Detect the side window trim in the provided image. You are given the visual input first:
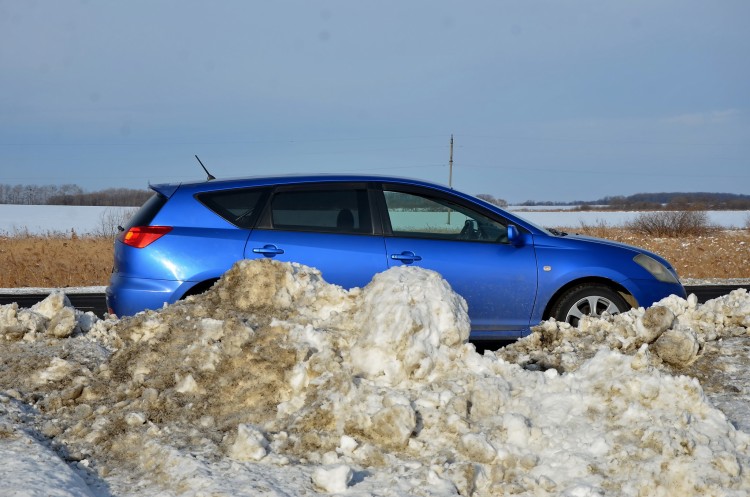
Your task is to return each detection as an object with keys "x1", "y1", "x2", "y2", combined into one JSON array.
[{"x1": 371, "y1": 184, "x2": 393, "y2": 235}]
